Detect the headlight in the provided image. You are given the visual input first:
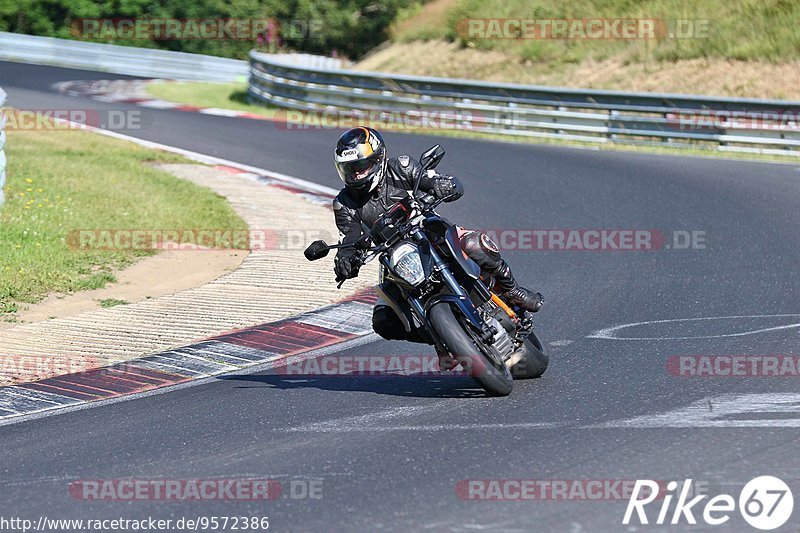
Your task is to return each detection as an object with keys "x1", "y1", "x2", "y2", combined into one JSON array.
[{"x1": 390, "y1": 243, "x2": 425, "y2": 286}]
